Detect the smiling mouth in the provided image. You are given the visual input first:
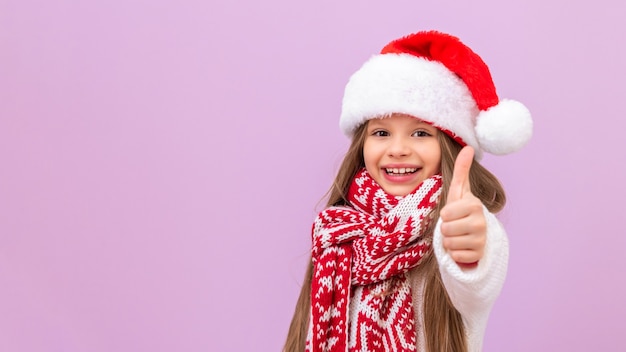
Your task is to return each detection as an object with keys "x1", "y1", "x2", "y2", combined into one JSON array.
[{"x1": 384, "y1": 167, "x2": 419, "y2": 175}]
